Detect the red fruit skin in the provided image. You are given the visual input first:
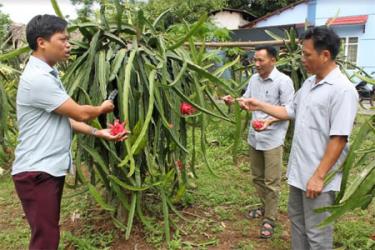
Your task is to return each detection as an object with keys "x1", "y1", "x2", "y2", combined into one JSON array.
[
  {"x1": 109, "y1": 119, "x2": 127, "y2": 136},
  {"x1": 180, "y1": 102, "x2": 196, "y2": 115},
  {"x1": 251, "y1": 120, "x2": 264, "y2": 130},
  {"x1": 176, "y1": 160, "x2": 184, "y2": 170}
]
